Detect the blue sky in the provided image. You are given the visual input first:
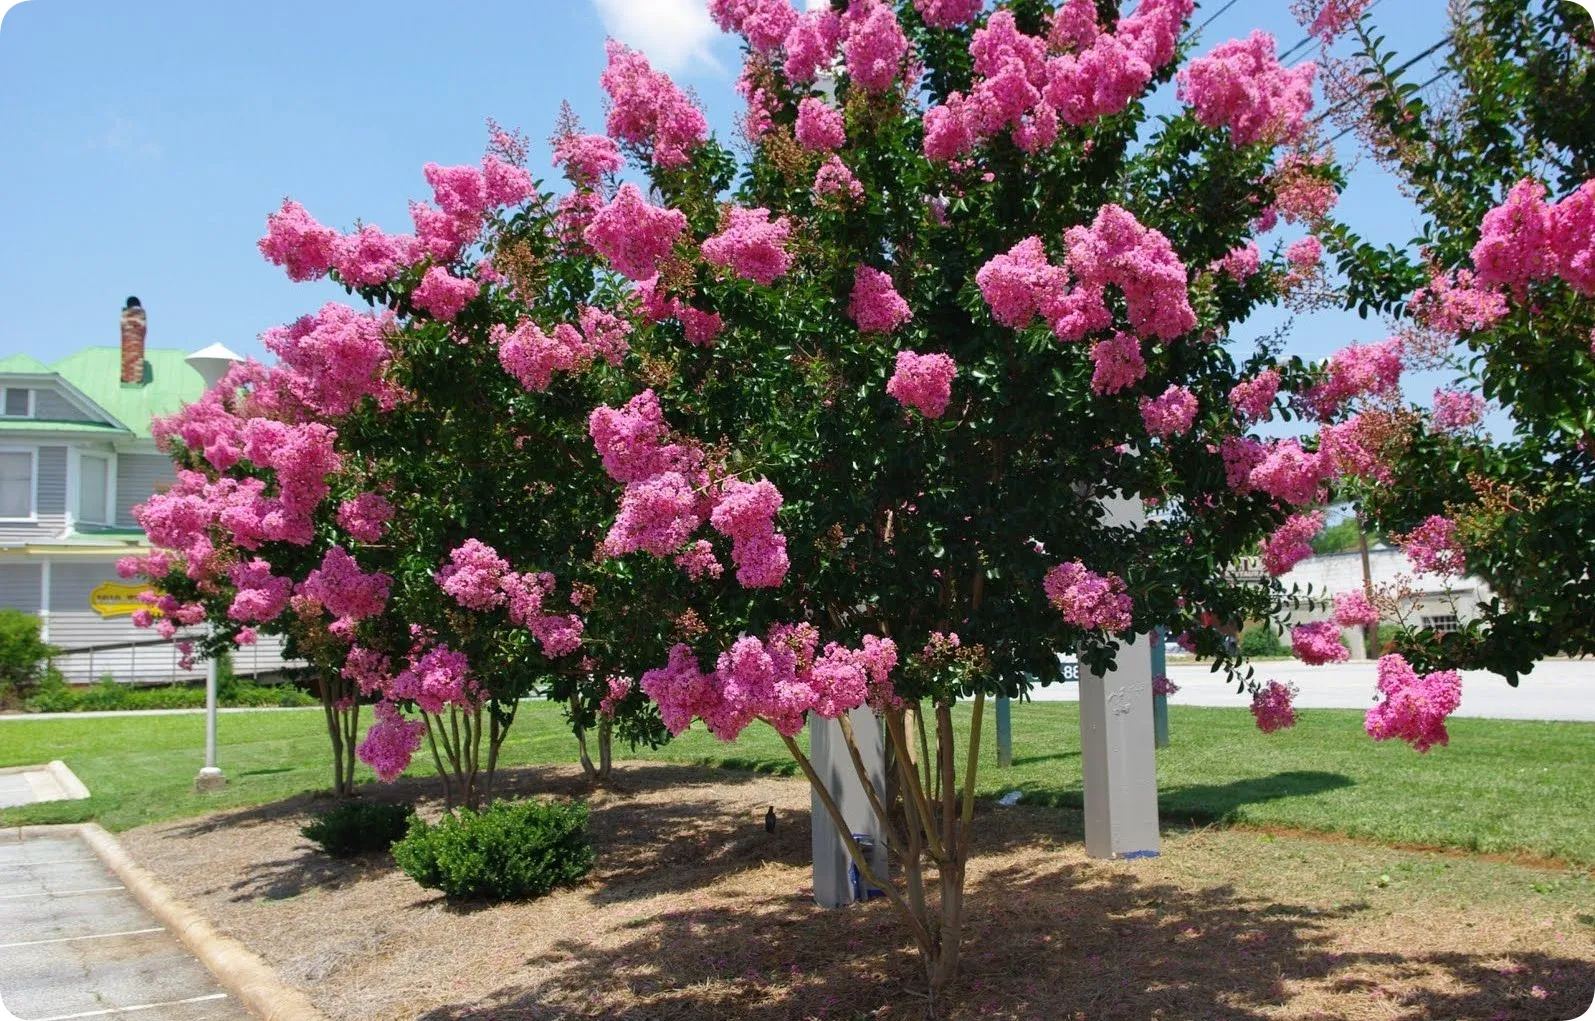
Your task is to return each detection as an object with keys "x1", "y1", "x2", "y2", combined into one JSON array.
[{"x1": 0, "y1": 0, "x2": 1452, "y2": 386}]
